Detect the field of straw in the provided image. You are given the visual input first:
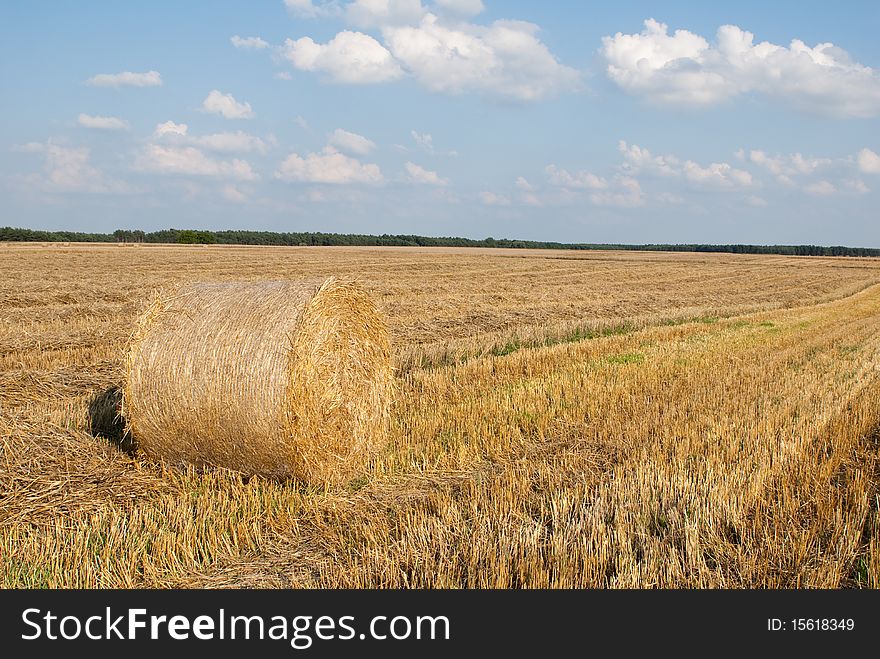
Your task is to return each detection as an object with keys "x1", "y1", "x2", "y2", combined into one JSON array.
[{"x1": 1, "y1": 242, "x2": 879, "y2": 587}]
